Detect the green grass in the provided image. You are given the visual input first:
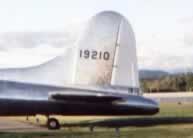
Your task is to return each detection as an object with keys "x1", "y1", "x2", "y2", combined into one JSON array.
[
  {"x1": 158, "y1": 103, "x2": 193, "y2": 117},
  {"x1": 2, "y1": 103, "x2": 193, "y2": 138},
  {"x1": 1, "y1": 126, "x2": 193, "y2": 138}
]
